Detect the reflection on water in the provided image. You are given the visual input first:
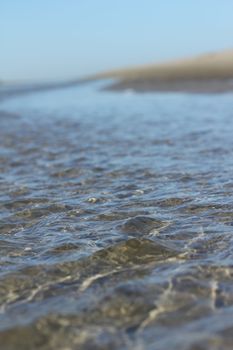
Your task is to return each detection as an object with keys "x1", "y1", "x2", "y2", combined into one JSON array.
[{"x1": 1, "y1": 83, "x2": 233, "y2": 349}]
